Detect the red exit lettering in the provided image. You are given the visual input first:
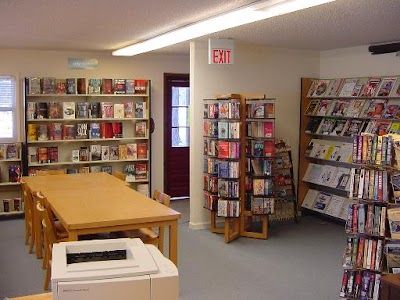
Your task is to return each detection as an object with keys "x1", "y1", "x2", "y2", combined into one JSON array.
[{"x1": 213, "y1": 49, "x2": 232, "y2": 64}]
